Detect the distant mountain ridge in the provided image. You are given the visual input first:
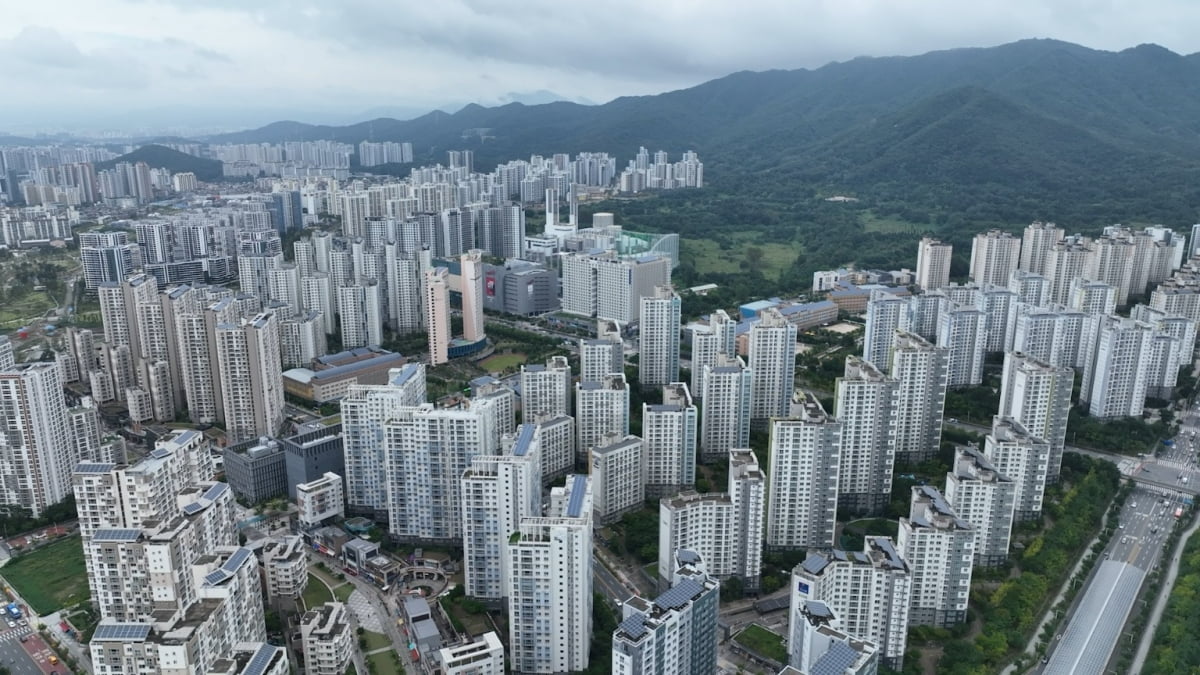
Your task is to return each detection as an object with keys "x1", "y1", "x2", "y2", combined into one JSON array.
[
  {"x1": 202, "y1": 39, "x2": 1200, "y2": 224},
  {"x1": 97, "y1": 145, "x2": 223, "y2": 182}
]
